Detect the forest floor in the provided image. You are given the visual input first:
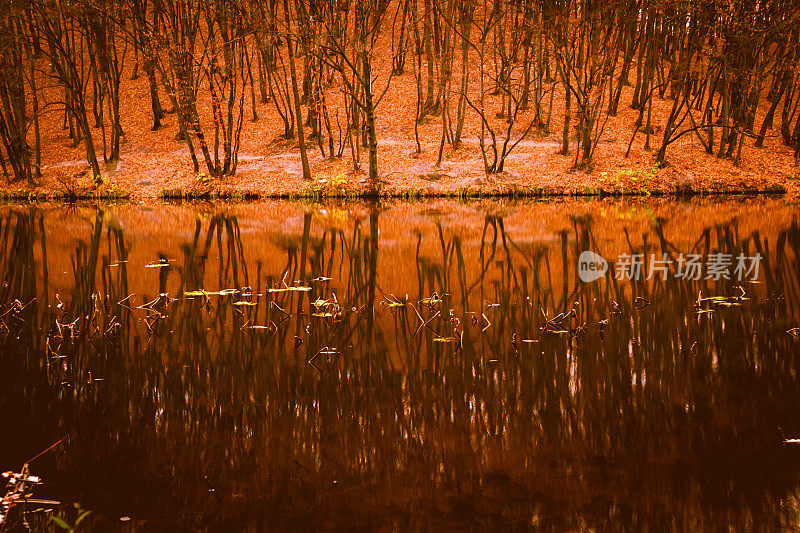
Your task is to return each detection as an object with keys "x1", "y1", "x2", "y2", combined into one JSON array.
[{"x1": 3, "y1": 51, "x2": 799, "y2": 201}]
